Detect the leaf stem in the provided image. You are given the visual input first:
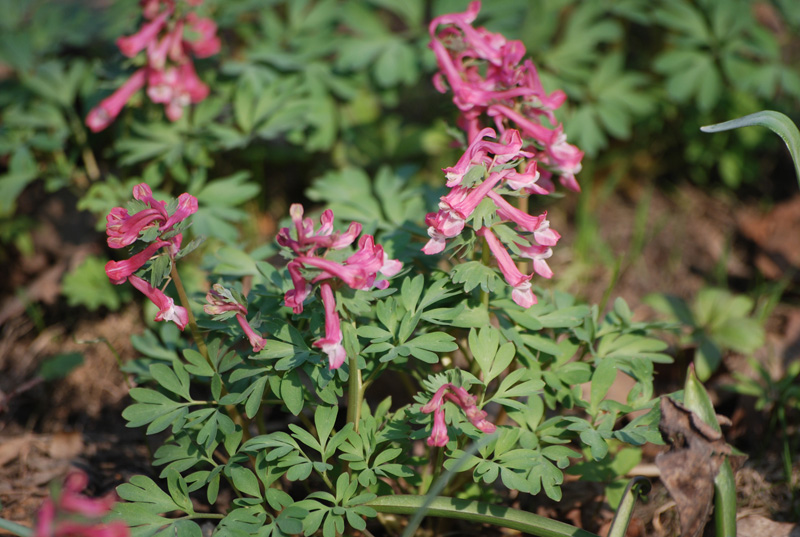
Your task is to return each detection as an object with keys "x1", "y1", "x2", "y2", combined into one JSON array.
[
  {"x1": 169, "y1": 262, "x2": 210, "y2": 367},
  {"x1": 607, "y1": 476, "x2": 651, "y2": 537},
  {"x1": 347, "y1": 354, "x2": 363, "y2": 433},
  {"x1": 366, "y1": 495, "x2": 599, "y2": 537},
  {"x1": 0, "y1": 517, "x2": 32, "y2": 537}
]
